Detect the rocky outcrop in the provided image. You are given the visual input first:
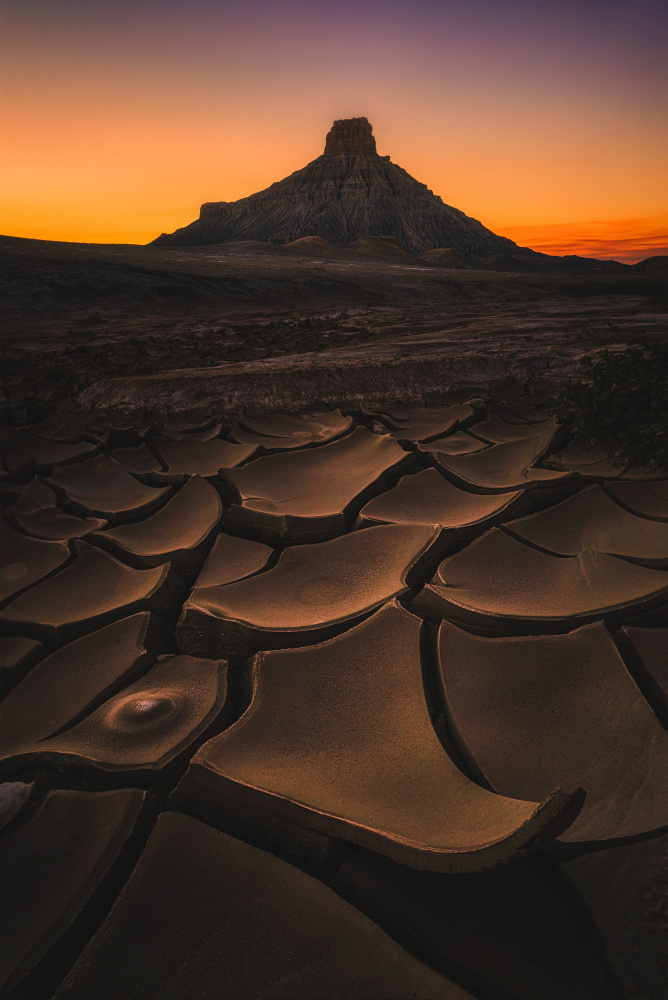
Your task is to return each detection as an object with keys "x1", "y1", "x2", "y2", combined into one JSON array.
[
  {"x1": 152, "y1": 118, "x2": 527, "y2": 256},
  {"x1": 323, "y1": 117, "x2": 378, "y2": 156}
]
